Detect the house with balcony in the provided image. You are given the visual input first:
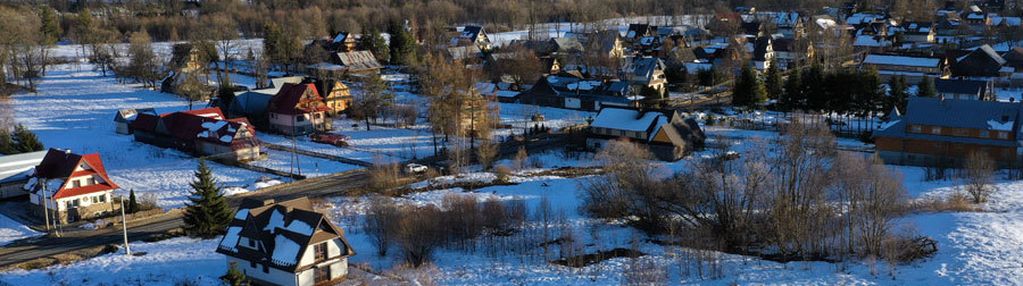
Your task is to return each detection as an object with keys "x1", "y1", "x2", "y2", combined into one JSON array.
[
  {"x1": 874, "y1": 97, "x2": 1023, "y2": 166},
  {"x1": 268, "y1": 83, "x2": 333, "y2": 135},
  {"x1": 217, "y1": 197, "x2": 355, "y2": 286},
  {"x1": 23, "y1": 149, "x2": 119, "y2": 223}
]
